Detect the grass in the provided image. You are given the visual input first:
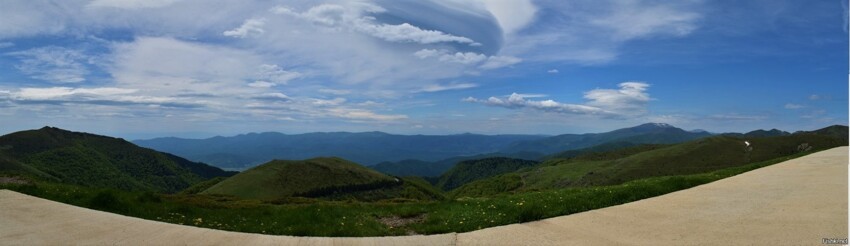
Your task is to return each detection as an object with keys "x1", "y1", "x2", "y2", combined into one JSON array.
[
  {"x1": 0, "y1": 149, "x2": 819, "y2": 237},
  {"x1": 202, "y1": 157, "x2": 396, "y2": 200},
  {"x1": 450, "y1": 134, "x2": 845, "y2": 196}
]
